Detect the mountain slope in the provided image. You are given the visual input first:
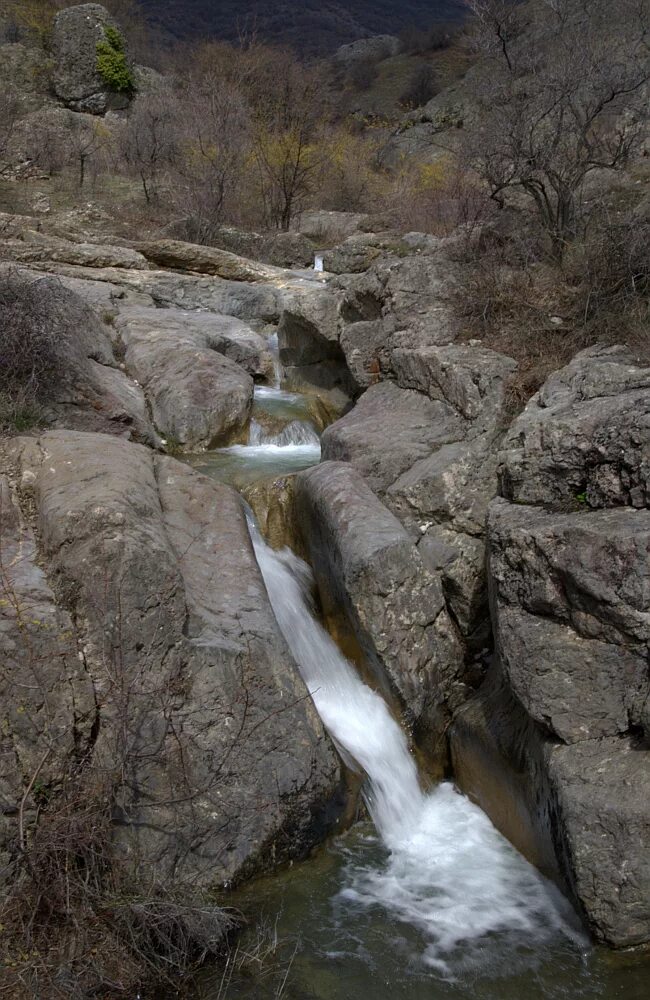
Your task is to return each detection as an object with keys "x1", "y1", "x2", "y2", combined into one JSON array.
[{"x1": 137, "y1": 0, "x2": 466, "y2": 54}]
